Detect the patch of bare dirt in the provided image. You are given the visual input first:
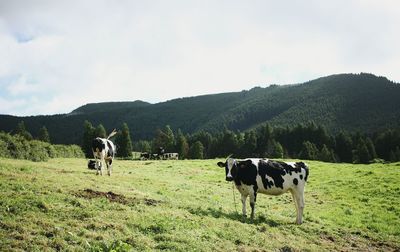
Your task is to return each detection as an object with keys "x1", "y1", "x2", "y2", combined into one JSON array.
[{"x1": 75, "y1": 189, "x2": 162, "y2": 206}]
